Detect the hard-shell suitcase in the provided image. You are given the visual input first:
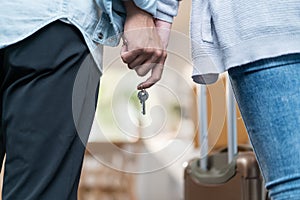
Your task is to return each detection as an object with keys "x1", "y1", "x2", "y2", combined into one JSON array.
[{"x1": 184, "y1": 77, "x2": 266, "y2": 200}]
